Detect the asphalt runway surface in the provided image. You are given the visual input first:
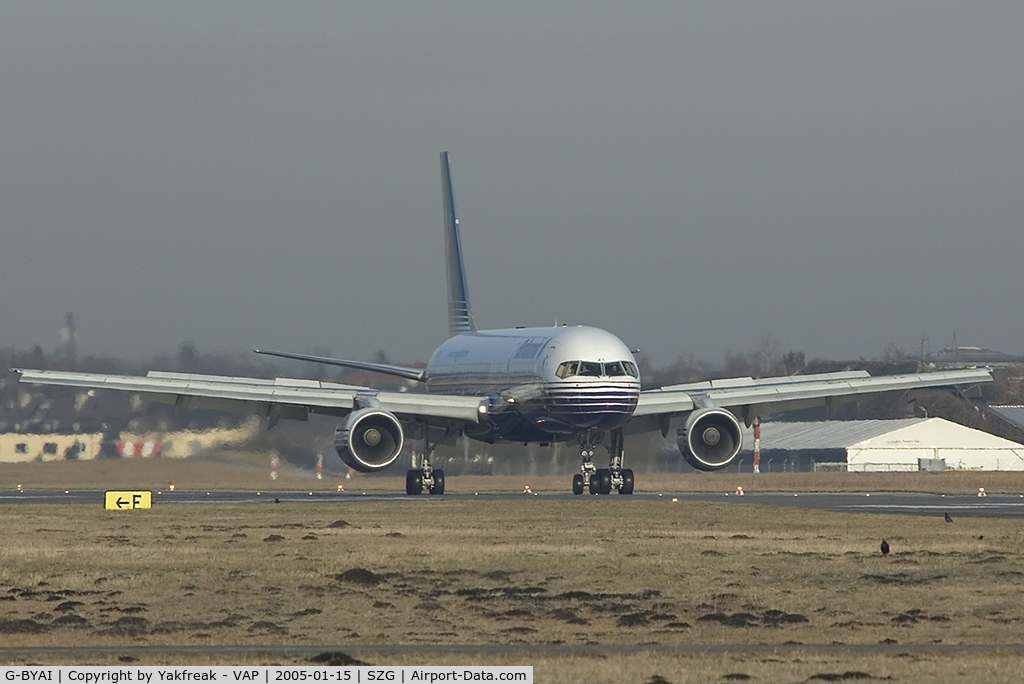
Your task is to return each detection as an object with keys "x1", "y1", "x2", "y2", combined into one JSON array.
[{"x1": 3, "y1": 488, "x2": 1024, "y2": 518}]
